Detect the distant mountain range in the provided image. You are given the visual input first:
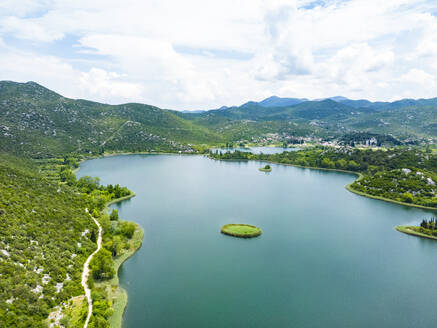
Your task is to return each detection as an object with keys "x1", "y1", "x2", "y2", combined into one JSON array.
[
  {"x1": 1, "y1": 80, "x2": 436, "y2": 157},
  {"x1": 258, "y1": 96, "x2": 308, "y2": 107},
  {"x1": 177, "y1": 94, "x2": 437, "y2": 142},
  {"x1": 207, "y1": 94, "x2": 437, "y2": 112}
]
